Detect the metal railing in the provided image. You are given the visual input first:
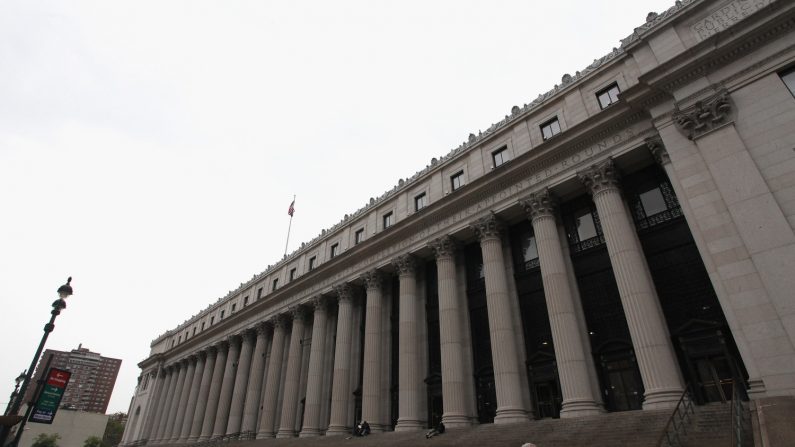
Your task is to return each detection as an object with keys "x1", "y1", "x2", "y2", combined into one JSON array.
[
  {"x1": 730, "y1": 382, "x2": 749, "y2": 447},
  {"x1": 657, "y1": 385, "x2": 695, "y2": 447}
]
